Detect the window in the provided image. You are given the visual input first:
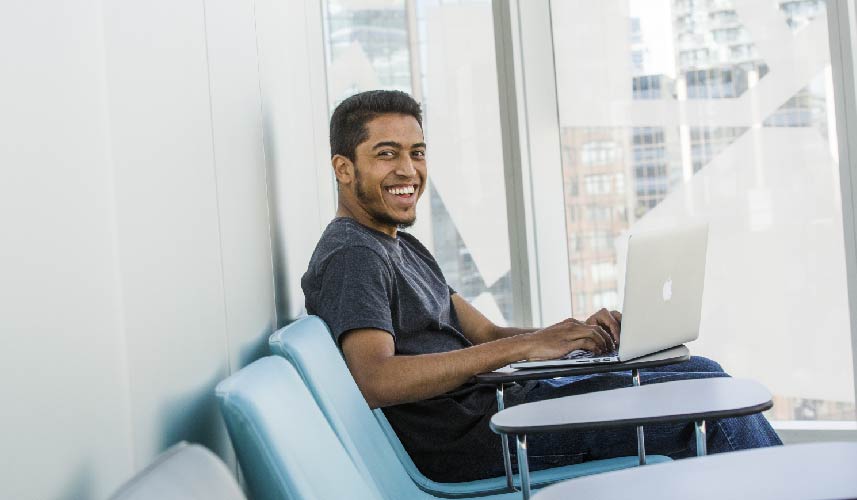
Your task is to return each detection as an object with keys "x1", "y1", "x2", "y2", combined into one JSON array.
[
  {"x1": 566, "y1": 236, "x2": 580, "y2": 256},
  {"x1": 587, "y1": 205, "x2": 612, "y2": 222},
  {"x1": 549, "y1": 0, "x2": 853, "y2": 425},
  {"x1": 712, "y1": 27, "x2": 744, "y2": 42},
  {"x1": 315, "y1": 0, "x2": 855, "y2": 432},
  {"x1": 614, "y1": 173, "x2": 625, "y2": 194},
  {"x1": 590, "y1": 262, "x2": 617, "y2": 283},
  {"x1": 322, "y1": 0, "x2": 513, "y2": 324},
  {"x1": 779, "y1": 0, "x2": 825, "y2": 31},
  {"x1": 729, "y1": 43, "x2": 755, "y2": 60},
  {"x1": 584, "y1": 174, "x2": 613, "y2": 195},
  {"x1": 632, "y1": 75, "x2": 667, "y2": 99},
  {"x1": 586, "y1": 230, "x2": 614, "y2": 252},
  {"x1": 686, "y1": 67, "x2": 758, "y2": 99},
  {"x1": 575, "y1": 293, "x2": 587, "y2": 315},
  {"x1": 709, "y1": 9, "x2": 738, "y2": 25},
  {"x1": 592, "y1": 290, "x2": 620, "y2": 311},
  {"x1": 580, "y1": 141, "x2": 620, "y2": 166}
]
